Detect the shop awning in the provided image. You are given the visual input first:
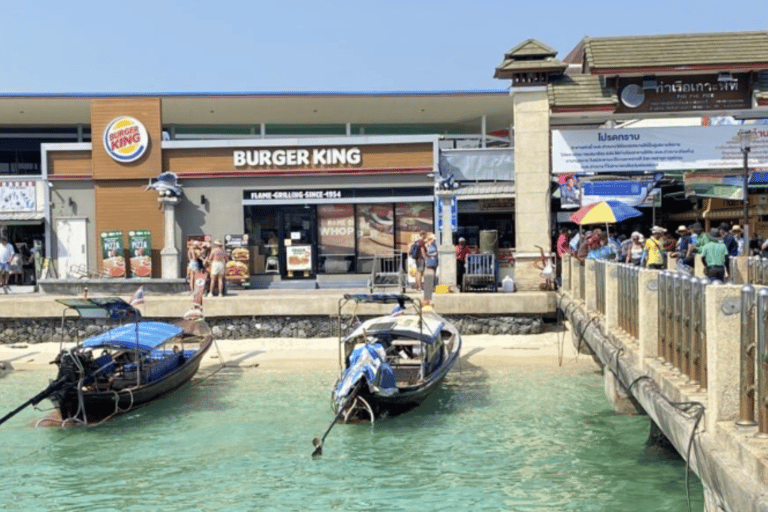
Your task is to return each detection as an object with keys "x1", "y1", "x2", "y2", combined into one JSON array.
[
  {"x1": 0, "y1": 211, "x2": 45, "y2": 225},
  {"x1": 454, "y1": 183, "x2": 514, "y2": 200}
]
